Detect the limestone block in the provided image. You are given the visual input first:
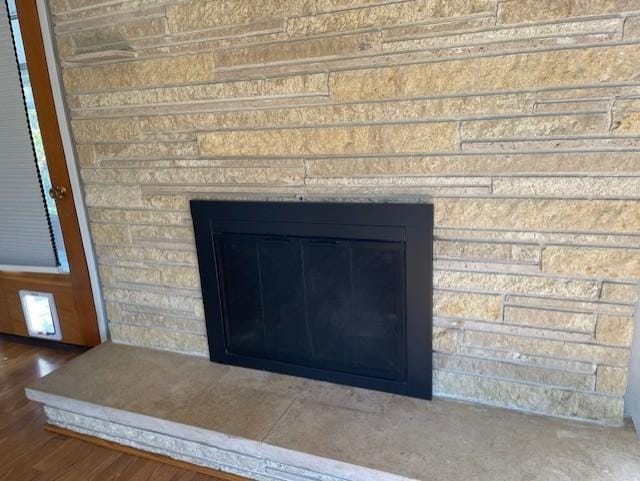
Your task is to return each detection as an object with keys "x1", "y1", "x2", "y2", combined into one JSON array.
[
  {"x1": 141, "y1": 93, "x2": 533, "y2": 132},
  {"x1": 433, "y1": 290, "x2": 502, "y2": 321},
  {"x1": 434, "y1": 198, "x2": 640, "y2": 233},
  {"x1": 435, "y1": 353, "x2": 594, "y2": 391},
  {"x1": 462, "y1": 114, "x2": 609, "y2": 140},
  {"x1": 83, "y1": 184, "x2": 145, "y2": 208},
  {"x1": 434, "y1": 270, "x2": 599, "y2": 299},
  {"x1": 542, "y1": 246, "x2": 640, "y2": 280},
  {"x1": 94, "y1": 142, "x2": 198, "y2": 161},
  {"x1": 464, "y1": 330, "x2": 630, "y2": 367},
  {"x1": 71, "y1": 118, "x2": 143, "y2": 143},
  {"x1": 70, "y1": 17, "x2": 166, "y2": 50},
  {"x1": 161, "y1": 266, "x2": 201, "y2": 290},
  {"x1": 503, "y1": 306, "x2": 595, "y2": 333},
  {"x1": 596, "y1": 315, "x2": 635, "y2": 347},
  {"x1": 433, "y1": 327, "x2": 460, "y2": 353},
  {"x1": 75, "y1": 145, "x2": 95, "y2": 166},
  {"x1": 498, "y1": 0, "x2": 640, "y2": 24},
  {"x1": 103, "y1": 287, "x2": 202, "y2": 316},
  {"x1": 88, "y1": 209, "x2": 191, "y2": 226},
  {"x1": 70, "y1": 73, "x2": 327, "y2": 110},
  {"x1": 110, "y1": 323, "x2": 208, "y2": 355},
  {"x1": 118, "y1": 309, "x2": 206, "y2": 334},
  {"x1": 214, "y1": 32, "x2": 380, "y2": 68},
  {"x1": 306, "y1": 152, "x2": 640, "y2": 176},
  {"x1": 384, "y1": 16, "x2": 494, "y2": 41},
  {"x1": 198, "y1": 123, "x2": 458, "y2": 157},
  {"x1": 624, "y1": 16, "x2": 640, "y2": 39},
  {"x1": 600, "y1": 282, "x2": 639, "y2": 304},
  {"x1": 596, "y1": 366, "x2": 628, "y2": 396},
  {"x1": 95, "y1": 246, "x2": 197, "y2": 265},
  {"x1": 91, "y1": 223, "x2": 131, "y2": 245},
  {"x1": 385, "y1": 18, "x2": 621, "y2": 51},
  {"x1": 330, "y1": 45, "x2": 640, "y2": 101},
  {"x1": 288, "y1": 0, "x2": 495, "y2": 36},
  {"x1": 434, "y1": 370, "x2": 623, "y2": 423},
  {"x1": 62, "y1": 54, "x2": 214, "y2": 93},
  {"x1": 435, "y1": 240, "x2": 539, "y2": 263},
  {"x1": 493, "y1": 177, "x2": 640, "y2": 198},
  {"x1": 166, "y1": 0, "x2": 314, "y2": 33}
]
